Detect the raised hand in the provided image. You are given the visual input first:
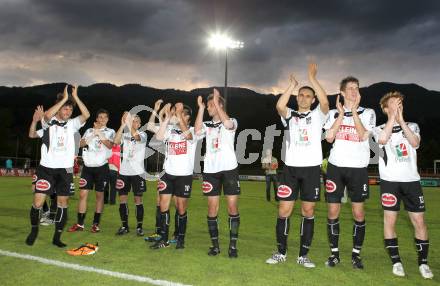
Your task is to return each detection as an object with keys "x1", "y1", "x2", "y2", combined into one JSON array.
[
  {"x1": 336, "y1": 94, "x2": 344, "y2": 115},
  {"x1": 396, "y1": 103, "x2": 405, "y2": 124},
  {"x1": 71, "y1": 85, "x2": 78, "y2": 99},
  {"x1": 197, "y1": 96, "x2": 205, "y2": 109},
  {"x1": 175, "y1": 102, "x2": 184, "y2": 113},
  {"x1": 32, "y1": 105, "x2": 44, "y2": 122},
  {"x1": 163, "y1": 103, "x2": 172, "y2": 120},
  {"x1": 121, "y1": 111, "x2": 129, "y2": 126},
  {"x1": 63, "y1": 85, "x2": 69, "y2": 100},
  {"x1": 289, "y1": 74, "x2": 299, "y2": 89},
  {"x1": 308, "y1": 63, "x2": 318, "y2": 80},
  {"x1": 213, "y1": 88, "x2": 221, "y2": 105},
  {"x1": 351, "y1": 93, "x2": 361, "y2": 112},
  {"x1": 154, "y1": 99, "x2": 163, "y2": 112}
]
